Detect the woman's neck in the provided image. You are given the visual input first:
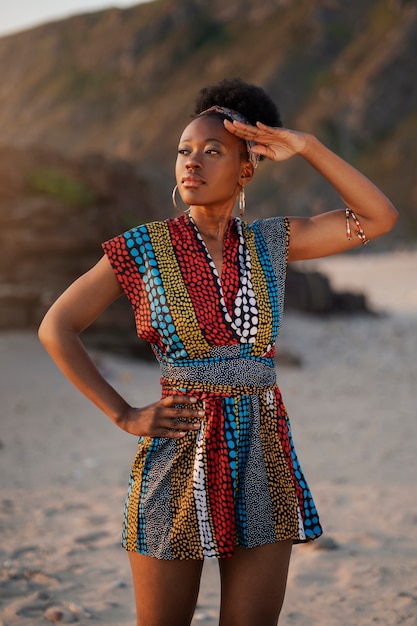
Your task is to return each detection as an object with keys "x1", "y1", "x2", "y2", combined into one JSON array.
[{"x1": 188, "y1": 208, "x2": 233, "y2": 242}]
